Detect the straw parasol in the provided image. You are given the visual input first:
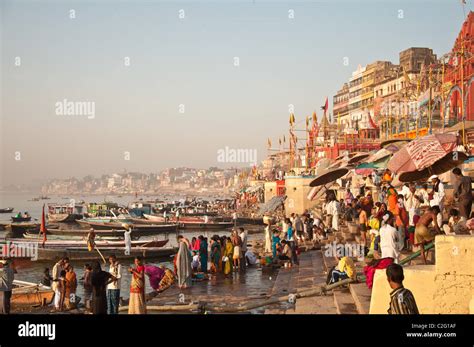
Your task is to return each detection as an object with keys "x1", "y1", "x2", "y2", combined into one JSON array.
[{"x1": 309, "y1": 167, "x2": 349, "y2": 187}]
